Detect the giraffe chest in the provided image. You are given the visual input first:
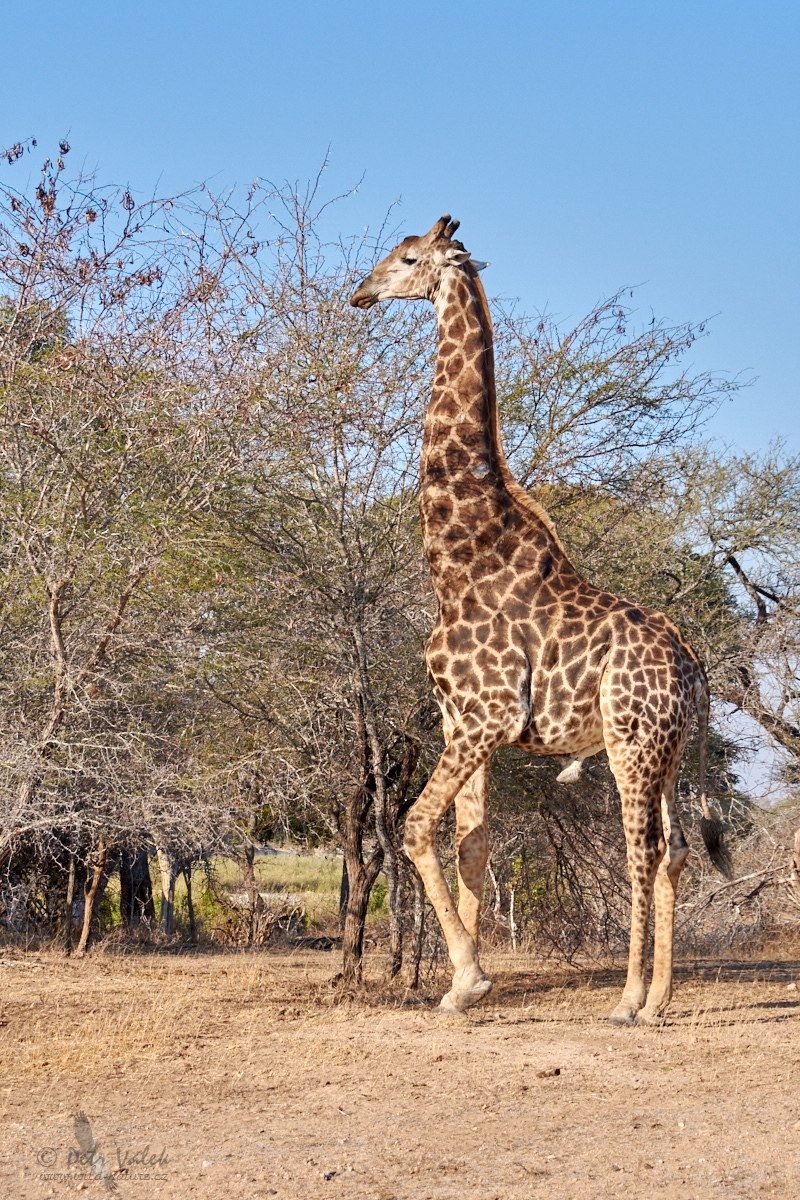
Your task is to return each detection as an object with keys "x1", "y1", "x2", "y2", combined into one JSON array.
[{"x1": 424, "y1": 608, "x2": 531, "y2": 739}]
